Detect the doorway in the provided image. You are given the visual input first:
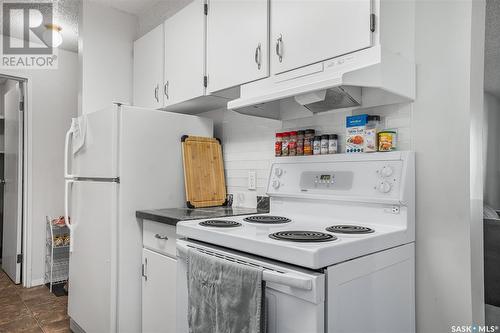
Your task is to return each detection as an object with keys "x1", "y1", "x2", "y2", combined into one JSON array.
[
  {"x1": 0, "y1": 76, "x2": 25, "y2": 285},
  {"x1": 484, "y1": 0, "x2": 500, "y2": 326}
]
